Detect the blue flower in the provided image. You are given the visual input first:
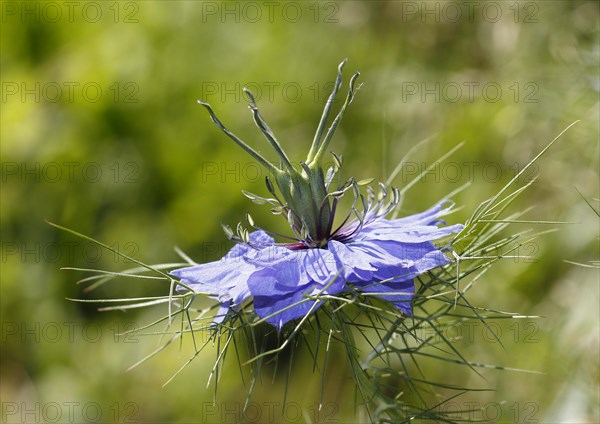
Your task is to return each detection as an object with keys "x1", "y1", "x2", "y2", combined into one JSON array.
[
  {"x1": 171, "y1": 60, "x2": 463, "y2": 329},
  {"x1": 171, "y1": 201, "x2": 462, "y2": 330}
]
